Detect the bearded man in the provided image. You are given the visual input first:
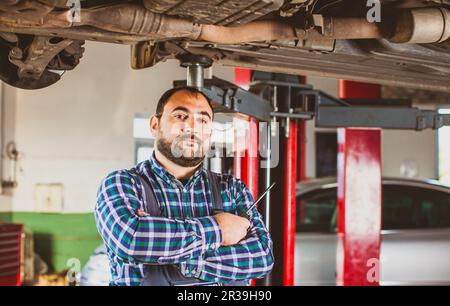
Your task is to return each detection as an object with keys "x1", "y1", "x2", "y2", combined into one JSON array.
[{"x1": 95, "y1": 87, "x2": 273, "y2": 286}]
